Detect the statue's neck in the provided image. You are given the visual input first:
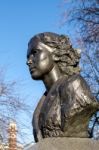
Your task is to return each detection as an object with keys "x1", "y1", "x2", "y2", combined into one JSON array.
[{"x1": 42, "y1": 65, "x2": 62, "y2": 91}]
